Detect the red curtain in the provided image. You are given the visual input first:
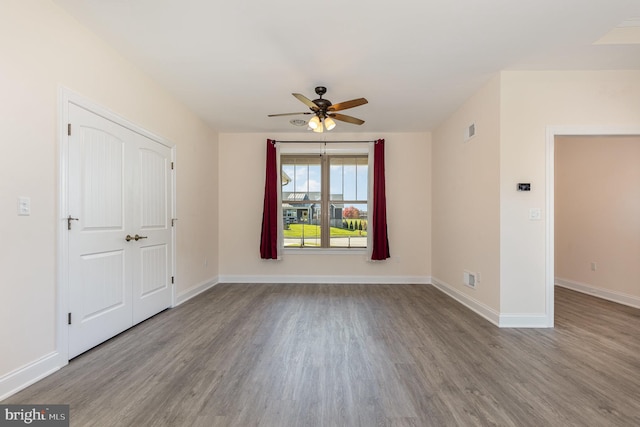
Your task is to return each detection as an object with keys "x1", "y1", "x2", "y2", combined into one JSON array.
[
  {"x1": 371, "y1": 139, "x2": 390, "y2": 260},
  {"x1": 260, "y1": 139, "x2": 278, "y2": 259}
]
